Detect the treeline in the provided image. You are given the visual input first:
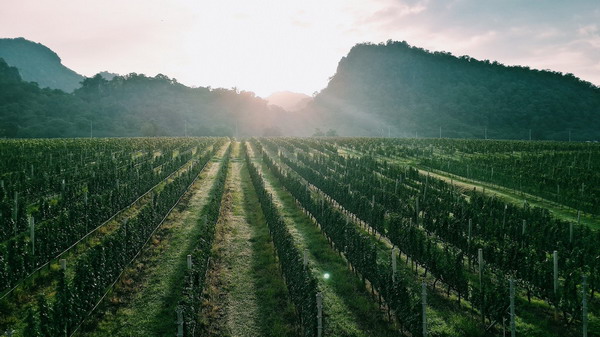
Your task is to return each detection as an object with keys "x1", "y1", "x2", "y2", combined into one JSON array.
[
  {"x1": 0, "y1": 58, "x2": 290, "y2": 138},
  {"x1": 310, "y1": 40, "x2": 600, "y2": 140}
]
